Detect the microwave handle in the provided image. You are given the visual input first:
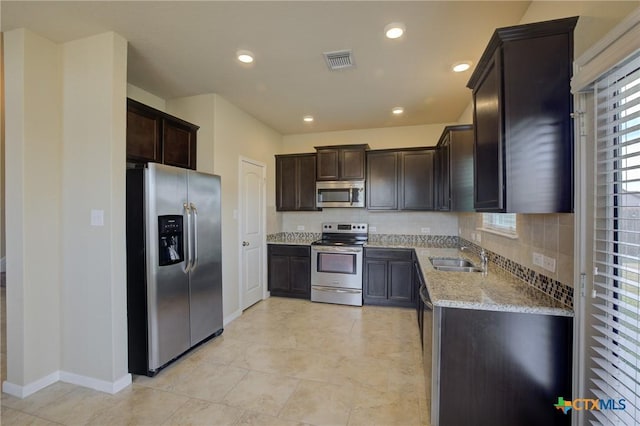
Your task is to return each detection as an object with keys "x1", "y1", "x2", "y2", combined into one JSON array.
[{"x1": 349, "y1": 188, "x2": 353, "y2": 206}]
